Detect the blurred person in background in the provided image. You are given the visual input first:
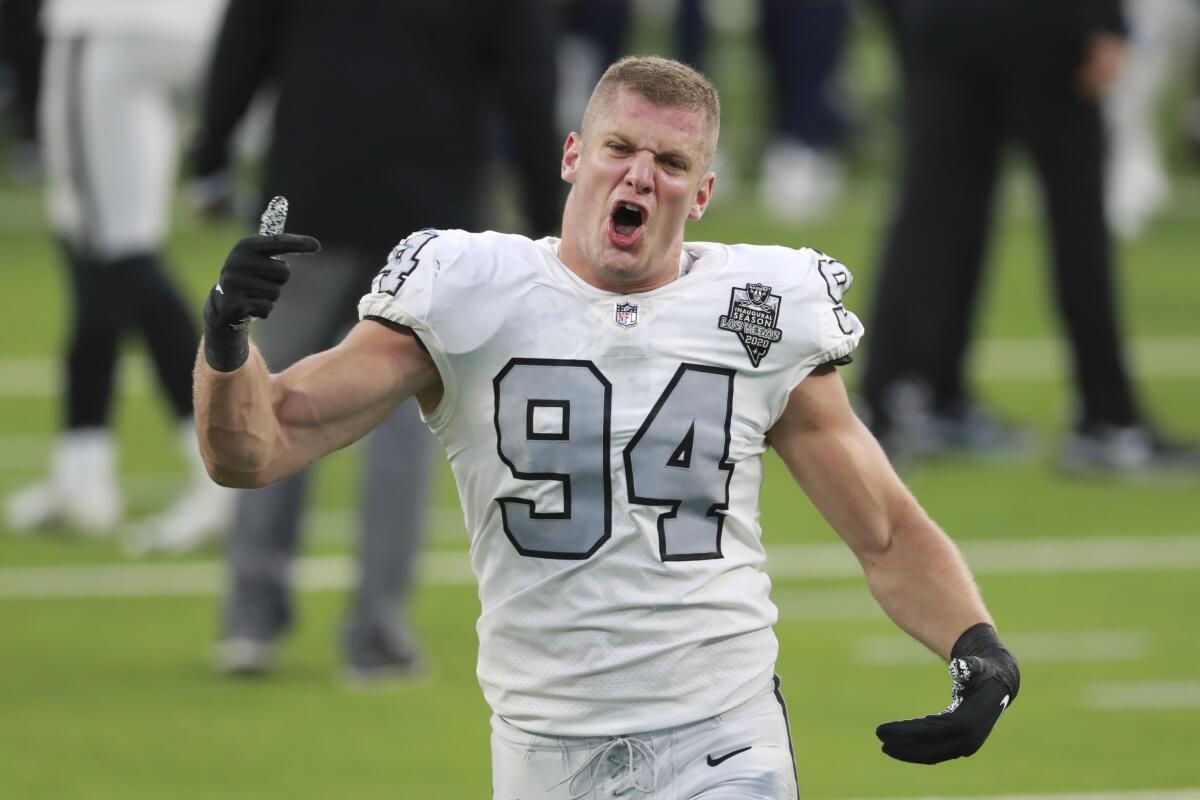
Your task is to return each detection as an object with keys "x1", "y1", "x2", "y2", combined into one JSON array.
[
  {"x1": 190, "y1": 0, "x2": 562, "y2": 680},
  {"x1": 556, "y1": 0, "x2": 632, "y2": 138},
  {"x1": 558, "y1": 0, "x2": 850, "y2": 217},
  {"x1": 1191, "y1": 55, "x2": 1200, "y2": 156},
  {"x1": 4, "y1": 0, "x2": 233, "y2": 542},
  {"x1": 1104, "y1": 0, "x2": 1200, "y2": 238},
  {"x1": 861, "y1": 0, "x2": 1199, "y2": 473},
  {"x1": 755, "y1": 0, "x2": 851, "y2": 222},
  {"x1": 0, "y1": 0, "x2": 44, "y2": 182}
]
